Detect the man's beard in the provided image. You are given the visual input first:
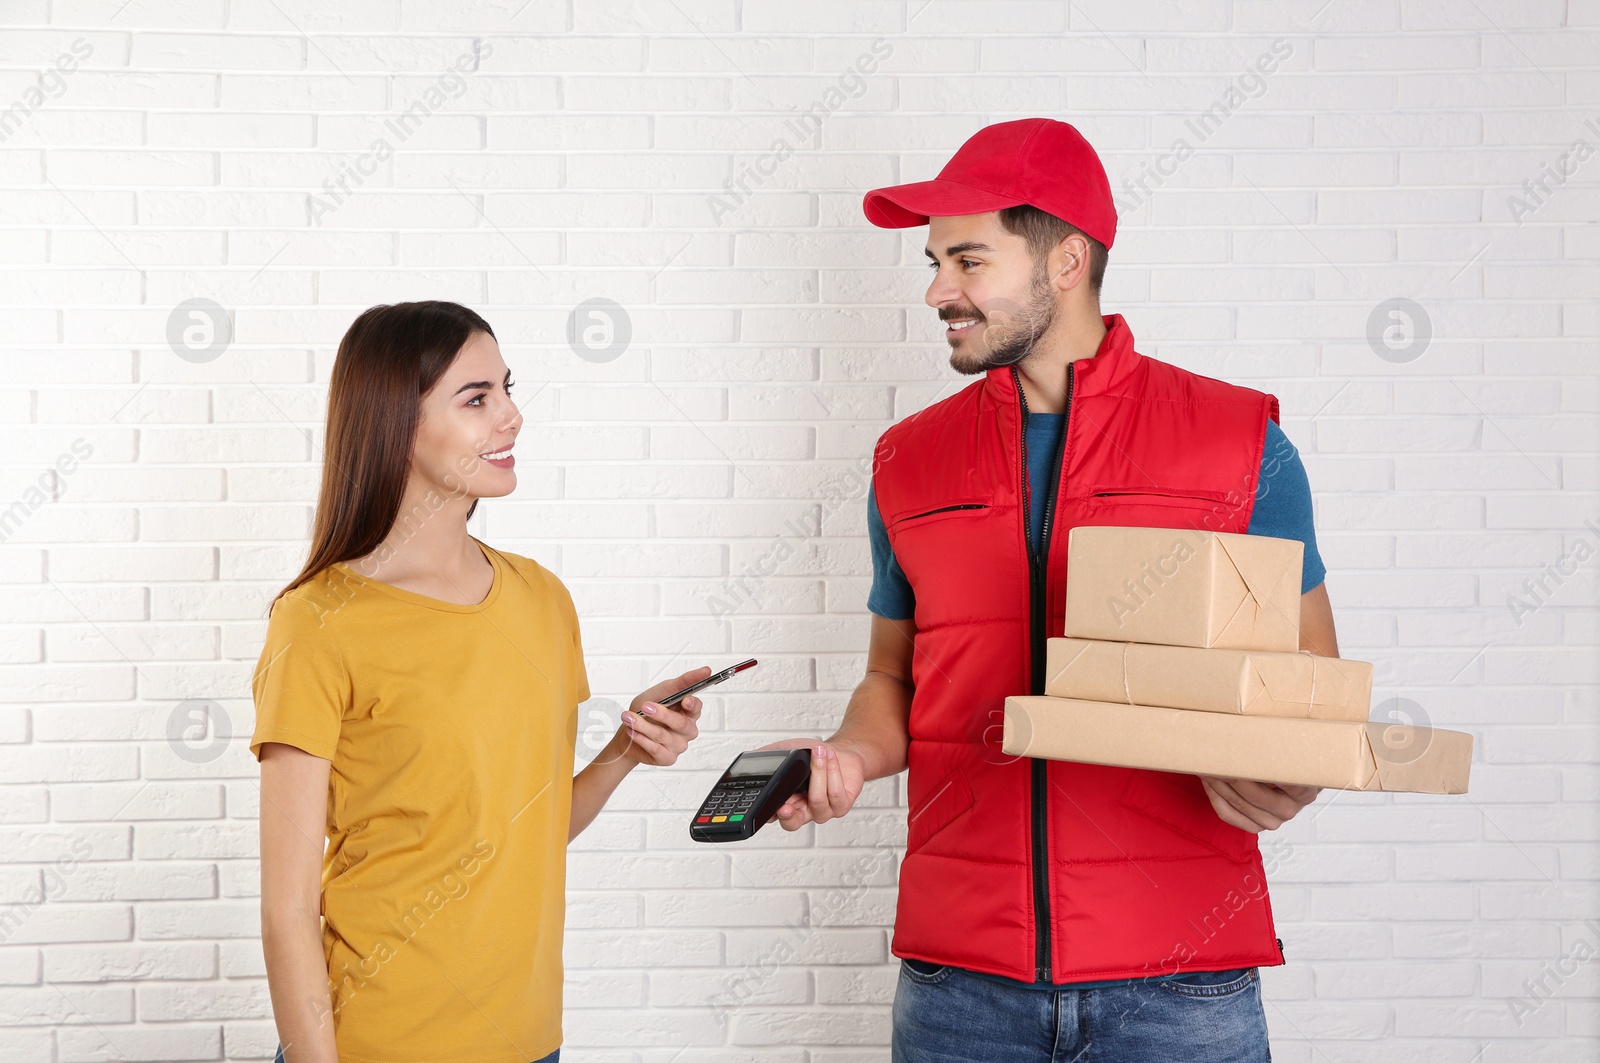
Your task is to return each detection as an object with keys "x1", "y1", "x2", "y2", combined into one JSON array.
[{"x1": 948, "y1": 266, "x2": 1057, "y2": 376}]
